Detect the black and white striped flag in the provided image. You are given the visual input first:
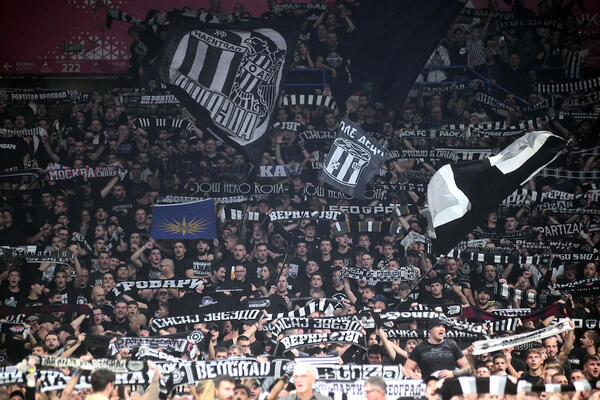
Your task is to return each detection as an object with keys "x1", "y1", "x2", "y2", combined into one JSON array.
[
  {"x1": 320, "y1": 119, "x2": 388, "y2": 199},
  {"x1": 157, "y1": 15, "x2": 303, "y2": 166},
  {"x1": 425, "y1": 131, "x2": 566, "y2": 254},
  {"x1": 282, "y1": 94, "x2": 337, "y2": 111}
]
